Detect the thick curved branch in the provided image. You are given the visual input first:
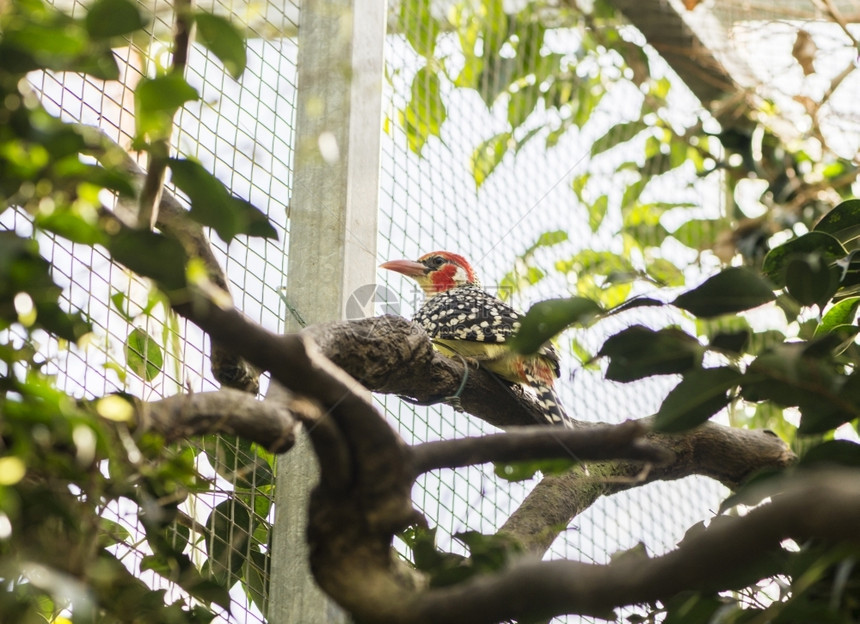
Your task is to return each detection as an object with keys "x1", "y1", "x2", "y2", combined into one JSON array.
[
  {"x1": 167, "y1": 301, "x2": 417, "y2": 516},
  {"x1": 305, "y1": 315, "x2": 794, "y2": 553},
  {"x1": 397, "y1": 470, "x2": 860, "y2": 623},
  {"x1": 501, "y1": 421, "x2": 795, "y2": 553},
  {"x1": 164, "y1": 296, "x2": 803, "y2": 621},
  {"x1": 138, "y1": 388, "x2": 296, "y2": 452},
  {"x1": 165, "y1": 303, "x2": 793, "y2": 556},
  {"x1": 302, "y1": 315, "x2": 557, "y2": 429},
  {"x1": 410, "y1": 420, "x2": 671, "y2": 475}
]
